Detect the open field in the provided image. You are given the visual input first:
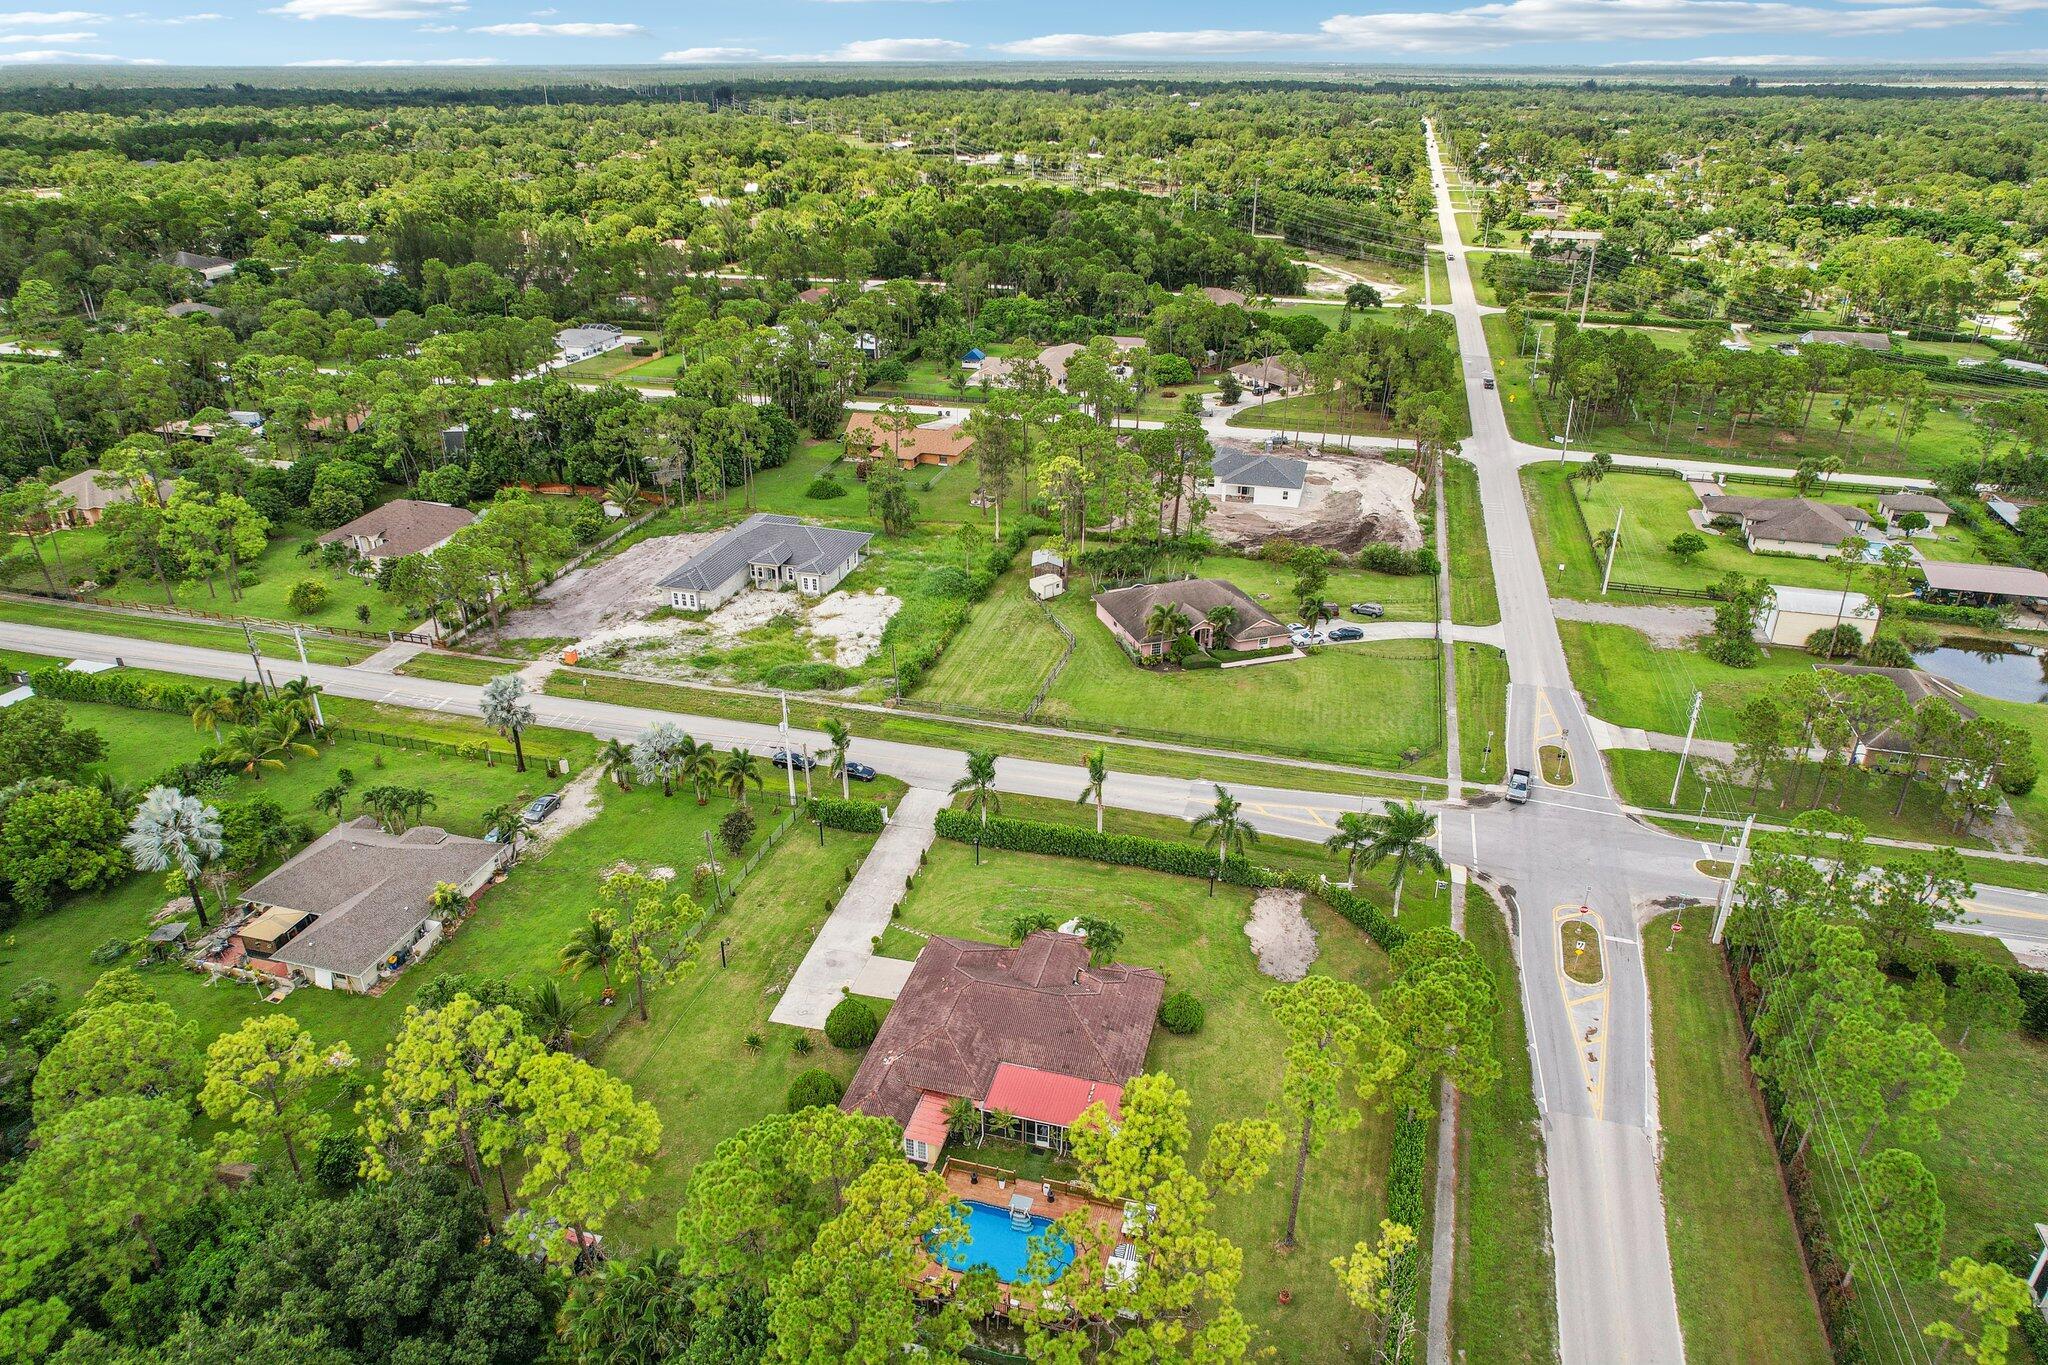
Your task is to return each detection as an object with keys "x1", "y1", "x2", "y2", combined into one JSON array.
[
  {"x1": 1450, "y1": 893, "x2": 1558, "y2": 1365},
  {"x1": 1458, "y1": 643, "x2": 1511, "y2": 785},
  {"x1": 894, "y1": 840, "x2": 1404, "y2": 1363},
  {"x1": 1445, "y1": 458, "x2": 1500, "y2": 627},
  {"x1": 1644, "y1": 911, "x2": 1831, "y2": 1365},
  {"x1": 0, "y1": 595, "x2": 377, "y2": 664},
  {"x1": 915, "y1": 563, "x2": 1067, "y2": 715}
]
